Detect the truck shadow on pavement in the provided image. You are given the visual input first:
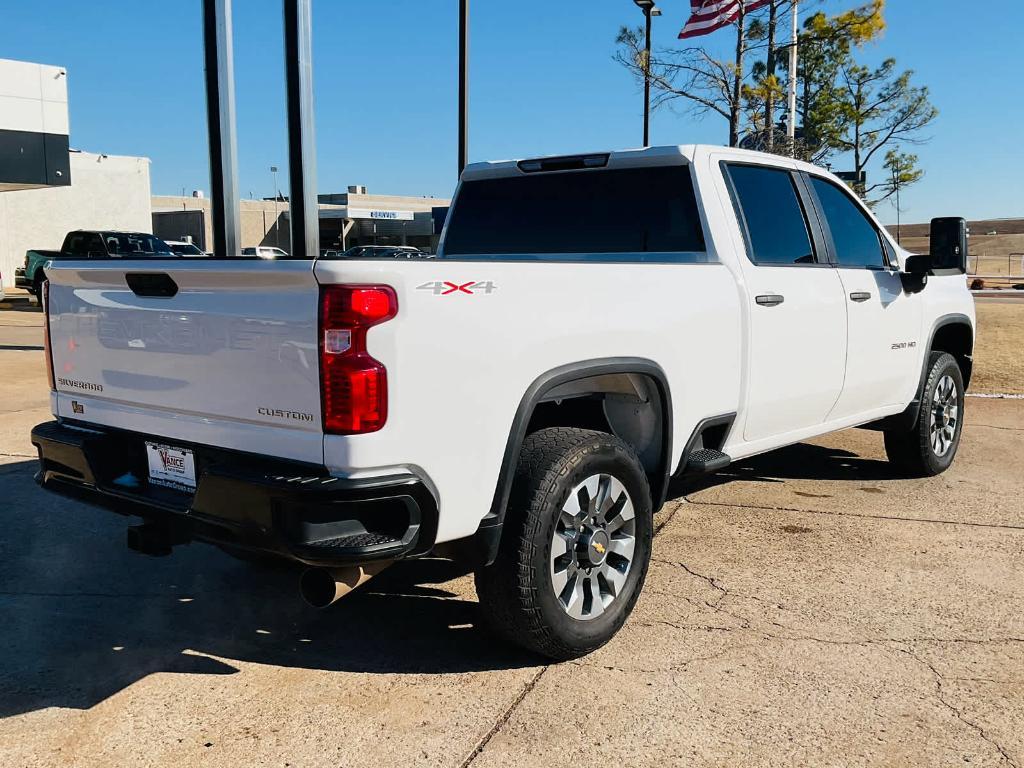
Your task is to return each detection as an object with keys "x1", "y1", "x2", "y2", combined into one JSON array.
[
  {"x1": 0, "y1": 294, "x2": 42, "y2": 313},
  {"x1": 674, "y1": 440, "x2": 902, "y2": 497},
  {"x1": 0, "y1": 460, "x2": 535, "y2": 720},
  {"x1": 1, "y1": 439, "x2": 895, "y2": 718}
]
